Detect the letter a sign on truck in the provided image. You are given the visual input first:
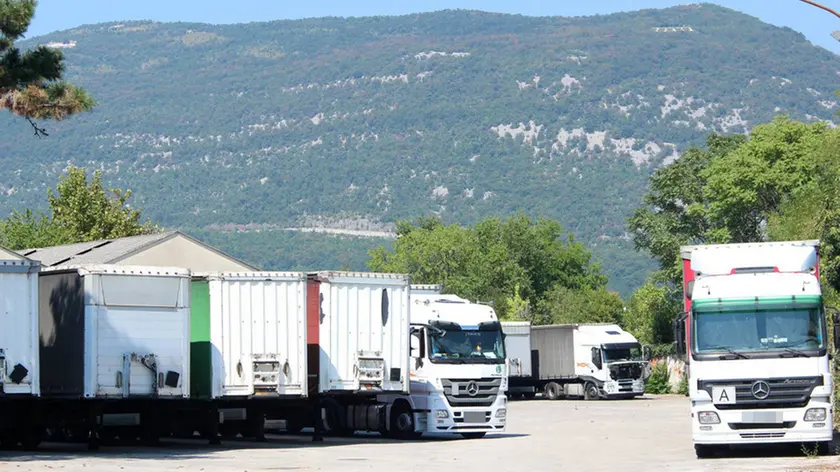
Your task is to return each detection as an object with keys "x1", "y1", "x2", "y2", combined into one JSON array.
[{"x1": 712, "y1": 386, "x2": 736, "y2": 404}]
